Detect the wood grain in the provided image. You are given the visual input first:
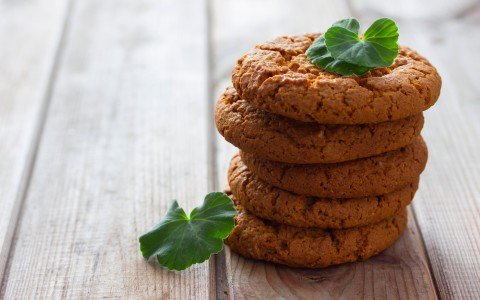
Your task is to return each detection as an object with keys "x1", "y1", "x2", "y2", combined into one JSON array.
[
  {"x1": 404, "y1": 31, "x2": 480, "y2": 299},
  {"x1": 0, "y1": 0, "x2": 70, "y2": 284},
  {"x1": 1, "y1": 0, "x2": 214, "y2": 298},
  {"x1": 404, "y1": 27, "x2": 480, "y2": 300},
  {"x1": 1, "y1": 0, "x2": 478, "y2": 298},
  {"x1": 349, "y1": 1, "x2": 480, "y2": 297},
  {"x1": 211, "y1": 0, "x2": 437, "y2": 298}
]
